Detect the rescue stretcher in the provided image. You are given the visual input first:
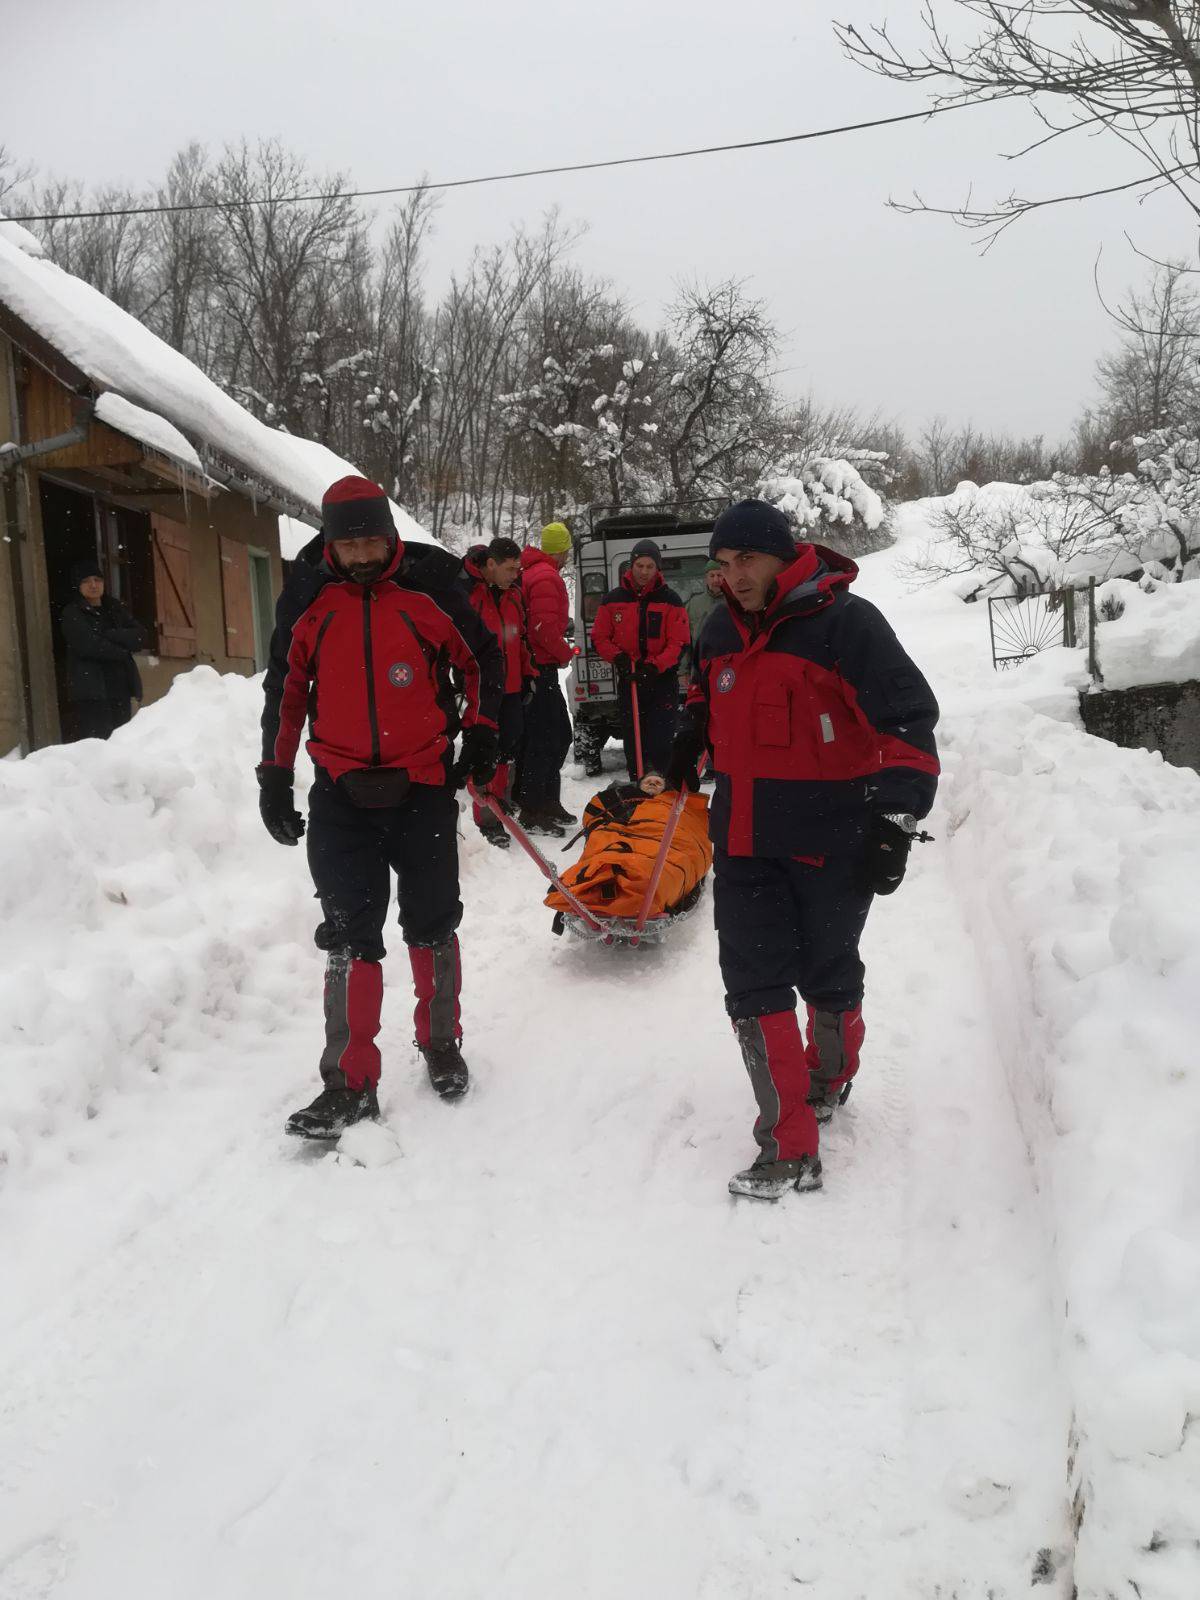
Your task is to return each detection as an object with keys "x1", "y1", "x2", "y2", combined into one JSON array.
[{"x1": 468, "y1": 757, "x2": 710, "y2": 947}]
